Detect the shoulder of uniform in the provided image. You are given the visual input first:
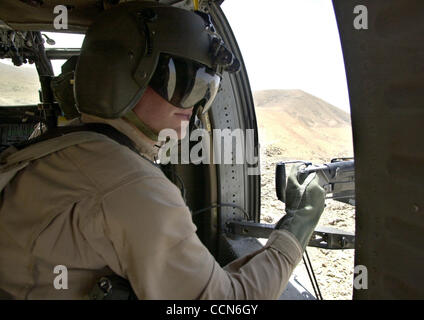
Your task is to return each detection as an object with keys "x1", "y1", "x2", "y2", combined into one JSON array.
[{"x1": 61, "y1": 137, "x2": 164, "y2": 192}]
